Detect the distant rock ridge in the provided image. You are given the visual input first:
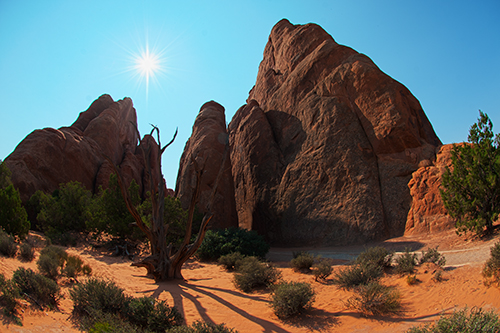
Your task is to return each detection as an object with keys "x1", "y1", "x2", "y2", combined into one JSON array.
[{"x1": 4, "y1": 94, "x2": 162, "y2": 203}]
